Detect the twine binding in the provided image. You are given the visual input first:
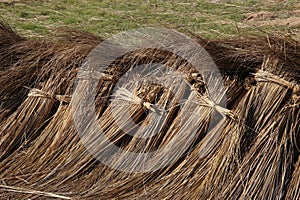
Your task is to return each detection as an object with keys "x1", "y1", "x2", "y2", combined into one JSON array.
[{"x1": 25, "y1": 87, "x2": 71, "y2": 103}]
